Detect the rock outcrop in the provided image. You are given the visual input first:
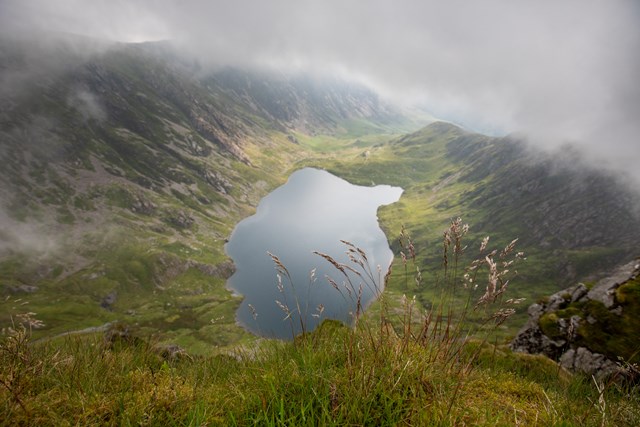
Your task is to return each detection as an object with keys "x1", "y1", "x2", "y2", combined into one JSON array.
[
  {"x1": 203, "y1": 169, "x2": 233, "y2": 194},
  {"x1": 511, "y1": 258, "x2": 640, "y2": 381},
  {"x1": 100, "y1": 291, "x2": 117, "y2": 310}
]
